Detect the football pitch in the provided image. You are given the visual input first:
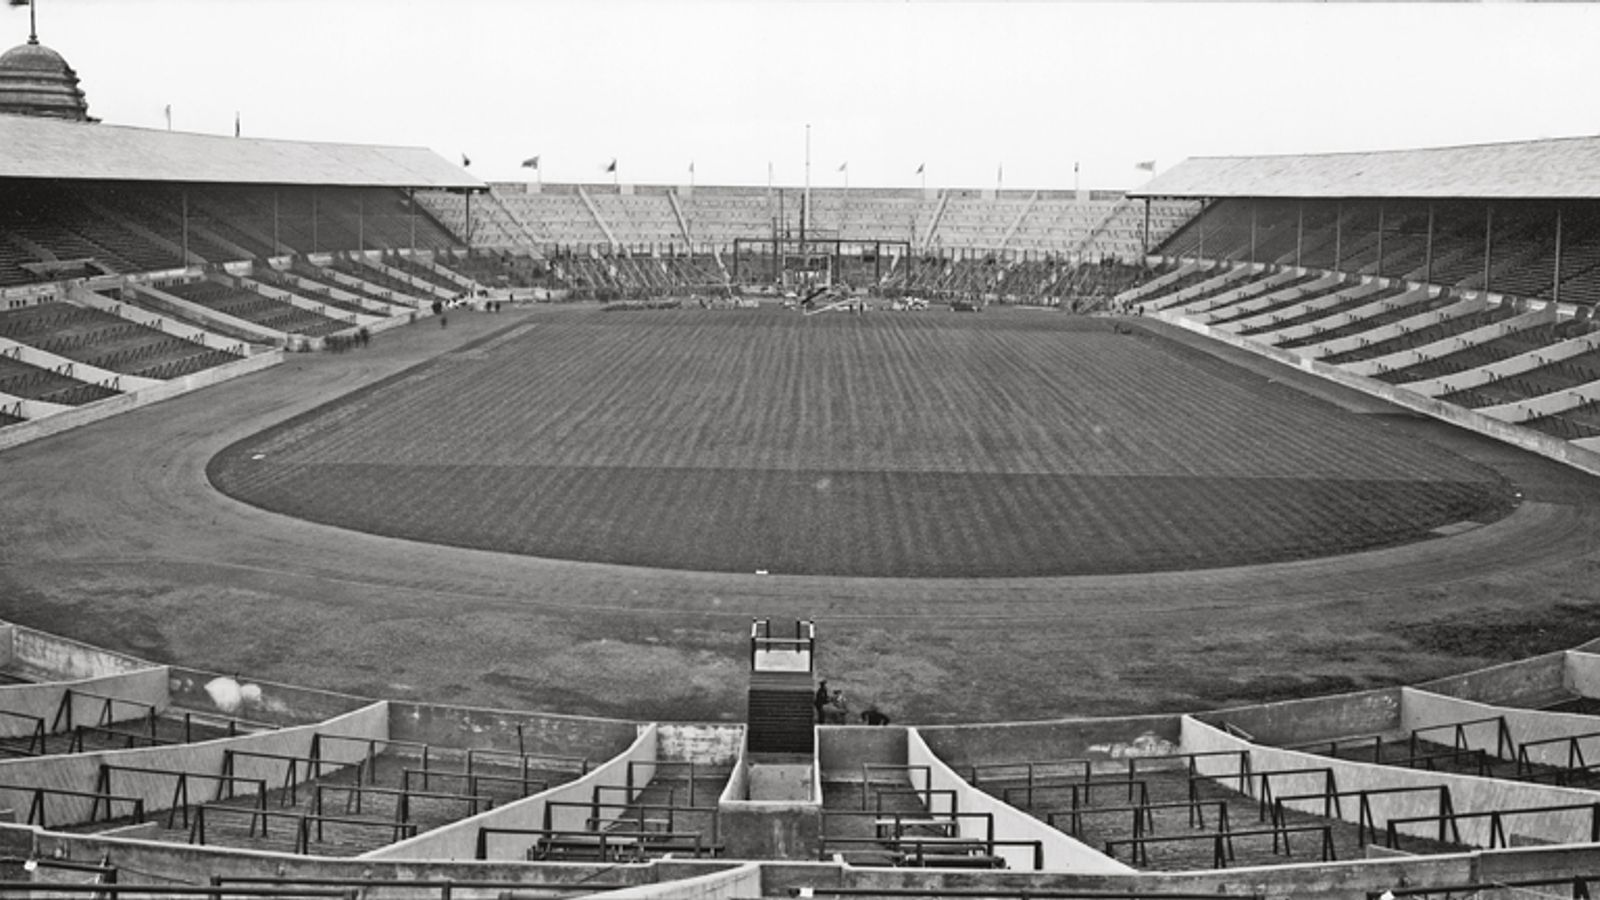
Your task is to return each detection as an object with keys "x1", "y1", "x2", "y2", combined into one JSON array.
[{"x1": 209, "y1": 306, "x2": 1516, "y2": 578}]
